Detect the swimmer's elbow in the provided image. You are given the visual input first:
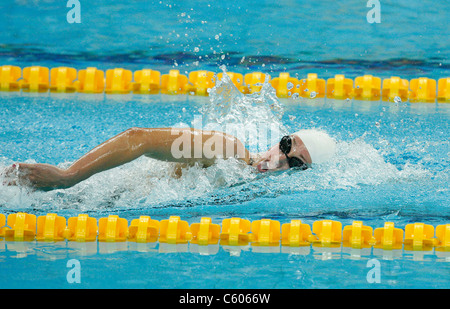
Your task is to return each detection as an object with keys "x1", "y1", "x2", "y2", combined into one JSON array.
[
  {"x1": 124, "y1": 127, "x2": 151, "y2": 156},
  {"x1": 125, "y1": 127, "x2": 145, "y2": 138}
]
